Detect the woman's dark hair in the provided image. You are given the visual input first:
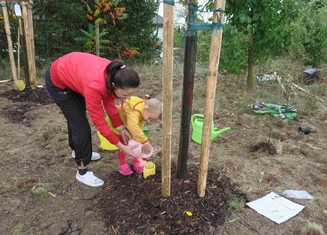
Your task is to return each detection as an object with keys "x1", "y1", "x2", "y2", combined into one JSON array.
[{"x1": 105, "y1": 60, "x2": 140, "y2": 94}]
